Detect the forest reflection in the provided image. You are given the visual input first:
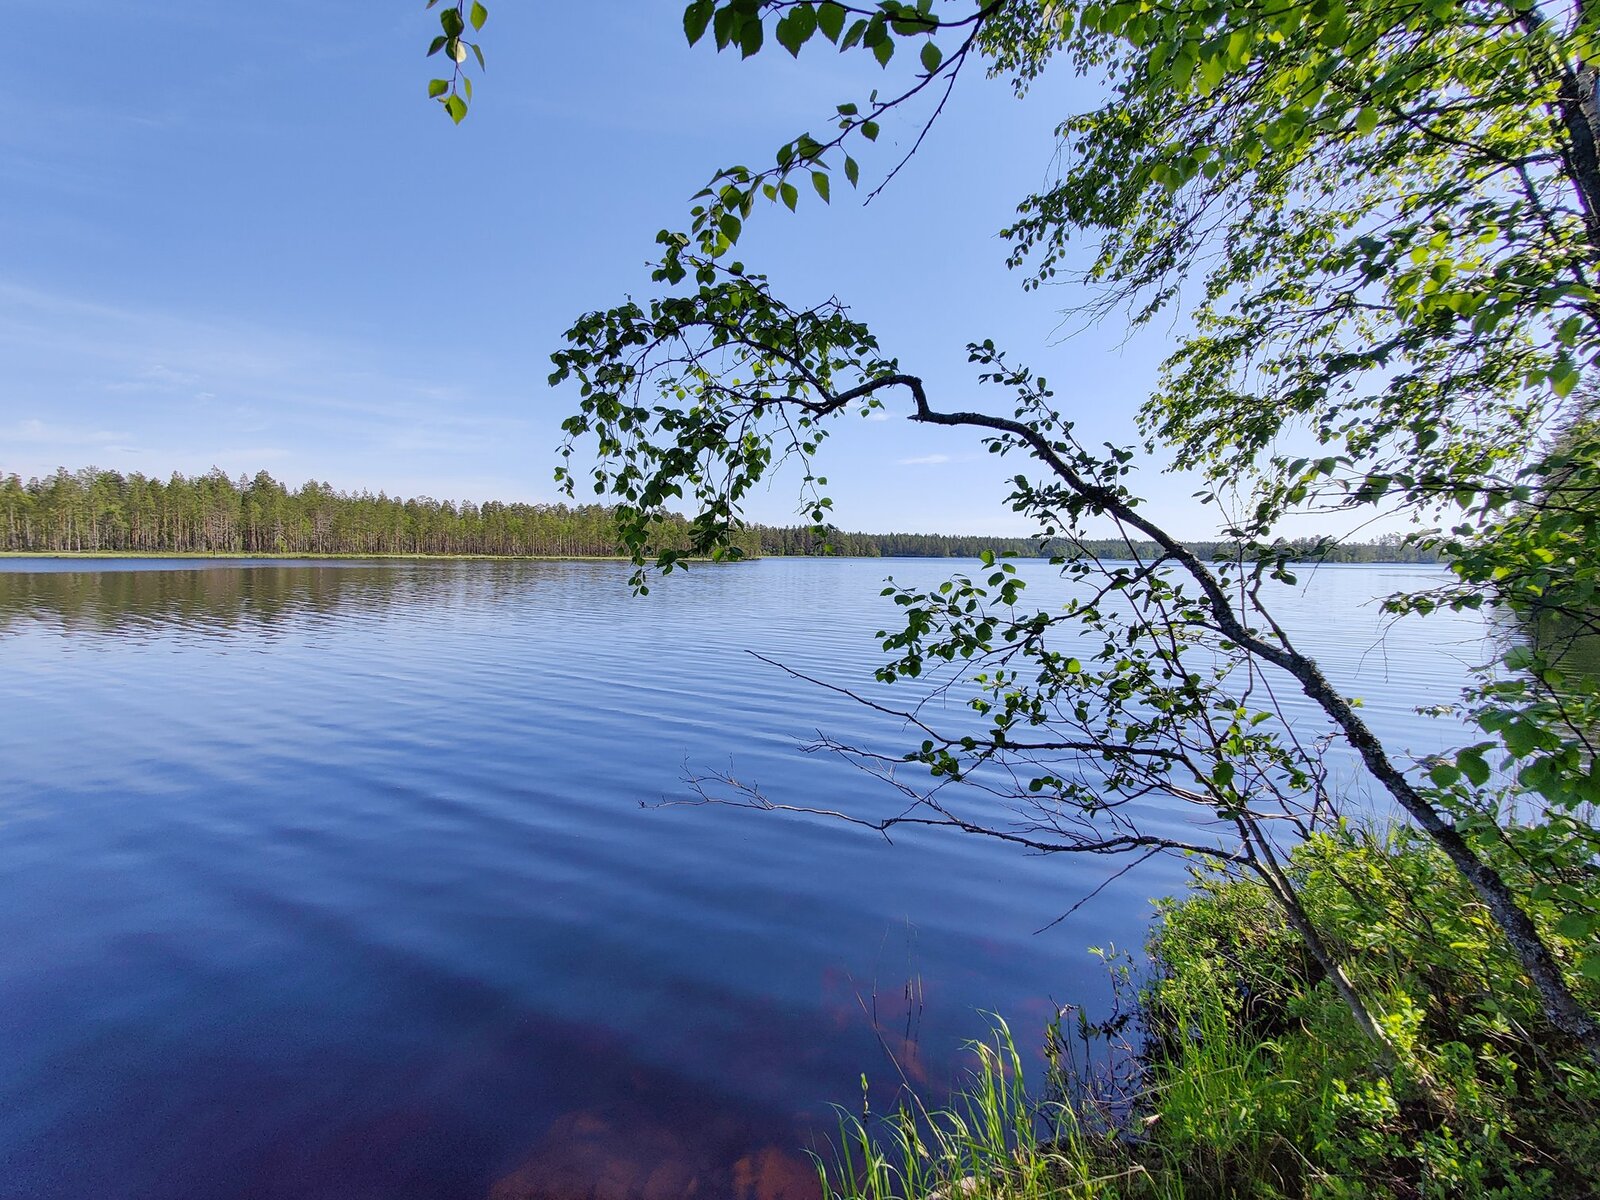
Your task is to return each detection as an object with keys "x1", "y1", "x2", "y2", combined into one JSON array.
[
  {"x1": 0, "y1": 561, "x2": 619, "y2": 641},
  {"x1": 1534, "y1": 611, "x2": 1600, "y2": 680}
]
